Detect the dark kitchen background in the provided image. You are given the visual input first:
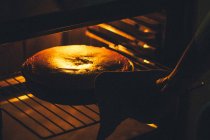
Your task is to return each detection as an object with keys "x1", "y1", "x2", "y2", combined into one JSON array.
[{"x1": 0, "y1": 0, "x2": 210, "y2": 140}]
